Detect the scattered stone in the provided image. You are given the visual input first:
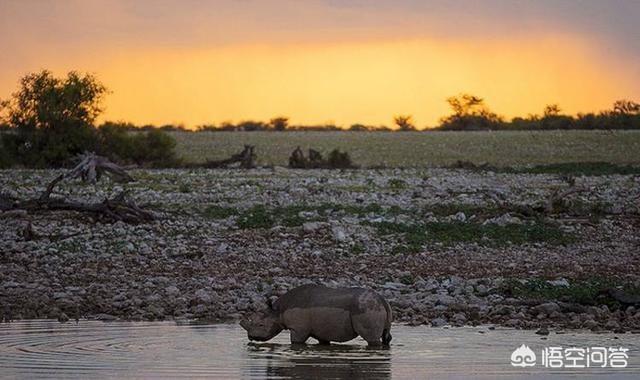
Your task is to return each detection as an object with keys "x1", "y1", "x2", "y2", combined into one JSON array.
[
  {"x1": 431, "y1": 317, "x2": 448, "y2": 327},
  {"x1": 2, "y1": 209, "x2": 28, "y2": 218},
  {"x1": 165, "y1": 286, "x2": 180, "y2": 296},
  {"x1": 547, "y1": 278, "x2": 570, "y2": 287},
  {"x1": 483, "y1": 213, "x2": 523, "y2": 226},
  {"x1": 453, "y1": 212, "x2": 466, "y2": 222},
  {"x1": 533, "y1": 302, "x2": 560, "y2": 315},
  {"x1": 382, "y1": 282, "x2": 406, "y2": 291},
  {"x1": 95, "y1": 313, "x2": 117, "y2": 321},
  {"x1": 194, "y1": 289, "x2": 212, "y2": 304},
  {"x1": 536, "y1": 327, "x2": 550, "y2": 335},
  {"x1": 303, "y1": 222, "x2": 325, "y2": 233},
  {"x1": 452, "y1": 312, "x2": 467, "y2": 324},
  {"x1": 331, "y1": 227, "x2": 348, "y2": 242}
]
